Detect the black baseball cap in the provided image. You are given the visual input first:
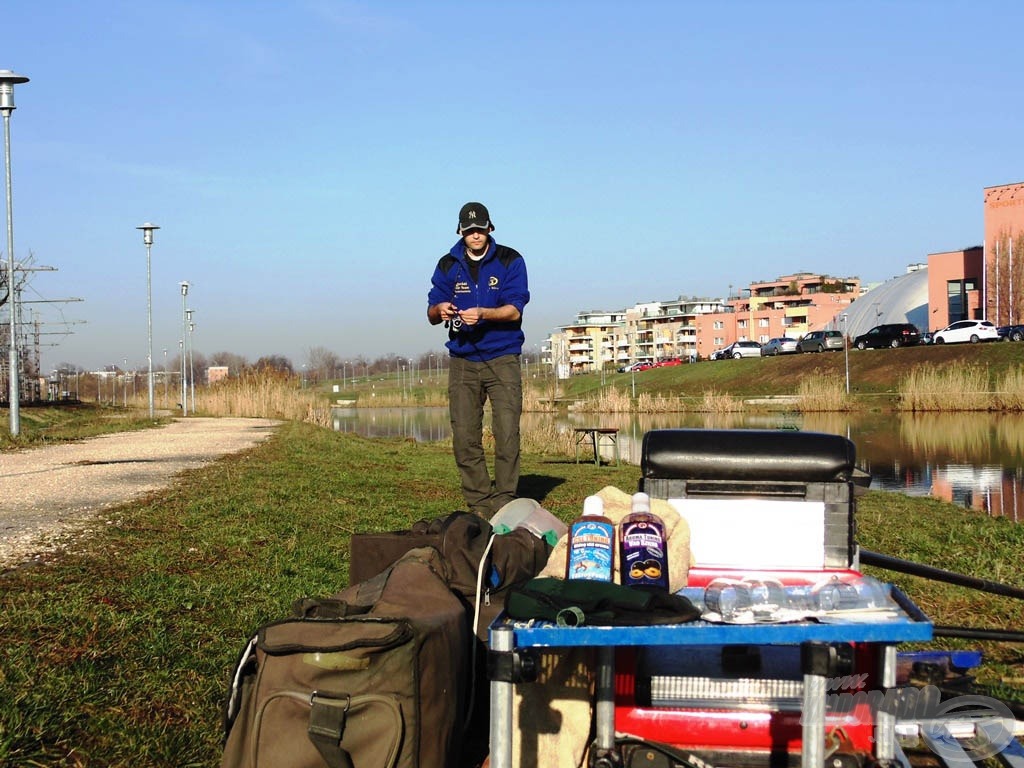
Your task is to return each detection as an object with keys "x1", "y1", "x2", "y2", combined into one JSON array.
[{"x1": 457, "y1": 202, "x2": 494, "y2": 234}]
